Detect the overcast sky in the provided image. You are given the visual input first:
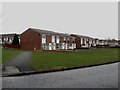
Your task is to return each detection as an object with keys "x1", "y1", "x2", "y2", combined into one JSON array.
[{"x1": 2, "y1": 2, "x2": 118, "y2": 39}]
